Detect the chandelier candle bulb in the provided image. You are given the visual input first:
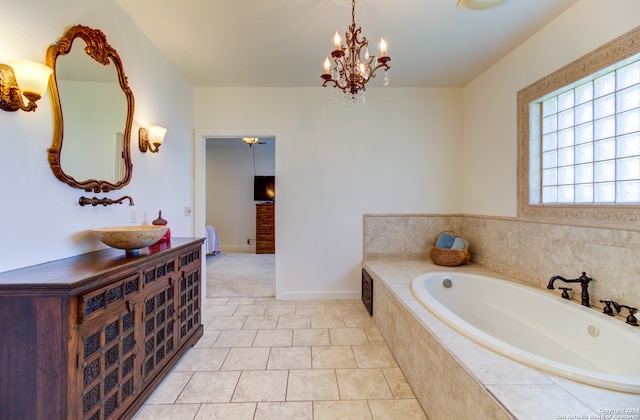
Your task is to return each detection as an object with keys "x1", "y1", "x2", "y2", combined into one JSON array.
[
  {"x1": 334, "y1": 31, "x2": 341, "y2": 50},
  {"x1": 380, "y1": 38, "x2": 387, "y2": 57},
  {"x1": 324, "y1": 58, "x2": 330, "y2": 74}
]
